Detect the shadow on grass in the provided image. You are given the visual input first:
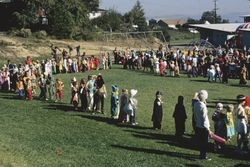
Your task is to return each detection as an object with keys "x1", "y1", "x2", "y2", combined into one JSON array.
[
  {"x1": 218, "y1": 147, "x2": 250, "y2": 161},
  {"x1": 234, "y1": 164, "x2": 250, "y2": 167},
  {"x1": 111, "y1": 144, "x2": 198, "y2": 161},
  {"x1": 0, "y1": 94, "x2": 22, "y2": 100},
  {"x1": 125, "y1": 130, "x2": 250, "y2": 161},
  {"x1": 212, "y1": 98, "x2": 238, "y2": 102},
  {"x1": 0, "y1": 90, "x2": 22, "y2": 100},
  {"x1": 206, "y1": 98, "x2": 238, "y2": 109},
  {"x1": 43, "y1": 103, "x2": 75, "y2": 112},
  {"x1": 0, "y1": 92, "x2": 51, "y2": 102},
  {"x1": 75, "y1": 114, "x2": 152, "y2": 130},
  {"x1": 125, "y1": 130, "x2": 198, "y2": 151},
  {"x1": 229, "y1": 84, "x2": 250, "y2": 88},
  {"x1": 185, "y1": 164, "x2": 203, "y2": 167},
  {"x1": 125, "y1": 68, "x2": 182, "y2": 78},
  {"x1": 190, "y1": 79, "x2": 209, "y2": 83}
]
